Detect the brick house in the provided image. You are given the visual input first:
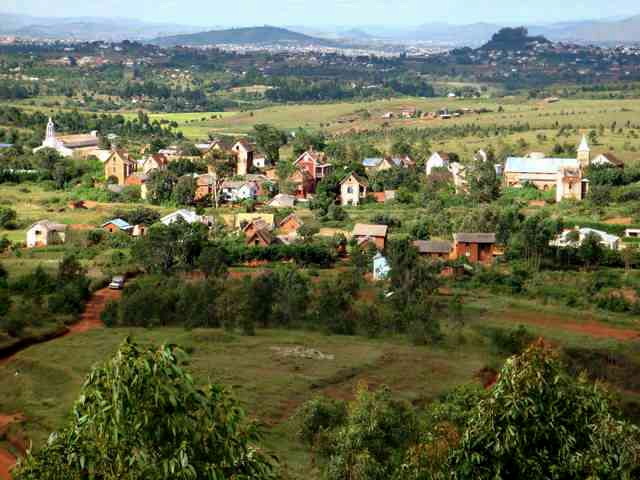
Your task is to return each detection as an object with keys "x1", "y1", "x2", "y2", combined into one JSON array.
[
  {"x1": 452, "y1": 233, "x2": 497, "y2": 264},
  {"x1": 278, "y1": 213, "x2": 303, "y2": 235},
  {"x1": 293, "y1": 148, "x2": 332, "y2": 194},
  {"x1": 413, "y1": 240, "x2": 452, "y2": 259},
  {"x1": 232, "y1": 139, "x2": 255, "y2": 176},
  {"x1": 352, "y1": 224, "x2": 388, "y2": 251}
]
